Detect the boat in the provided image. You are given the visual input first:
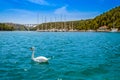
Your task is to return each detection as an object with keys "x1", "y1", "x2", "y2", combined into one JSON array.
[
  {"x1": 111, "y1": 28, "x2": 118, "y2": 32},
  {"x1": 110, "y1": 23, "x2": 118, "y2": 32}
]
